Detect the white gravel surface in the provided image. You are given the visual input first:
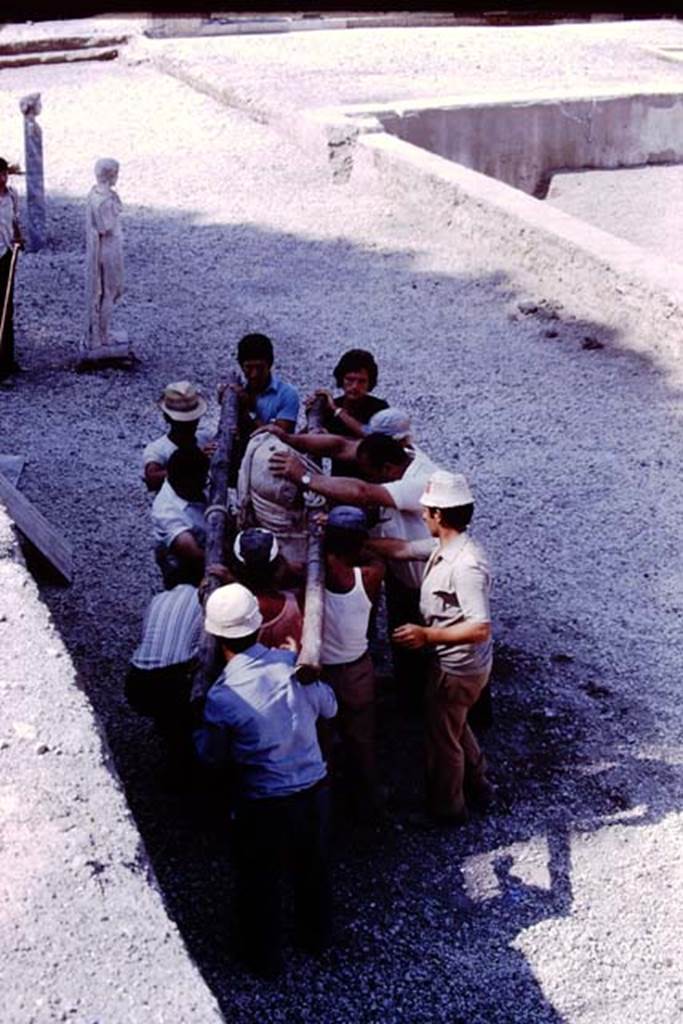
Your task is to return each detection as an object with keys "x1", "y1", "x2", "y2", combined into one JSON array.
[
  {"x1": 547, "y1": 166, "x2": 683, "y2": 266},
  {"x1": 0, "y1": 20, "x2": 682, "y2": 1024}
]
